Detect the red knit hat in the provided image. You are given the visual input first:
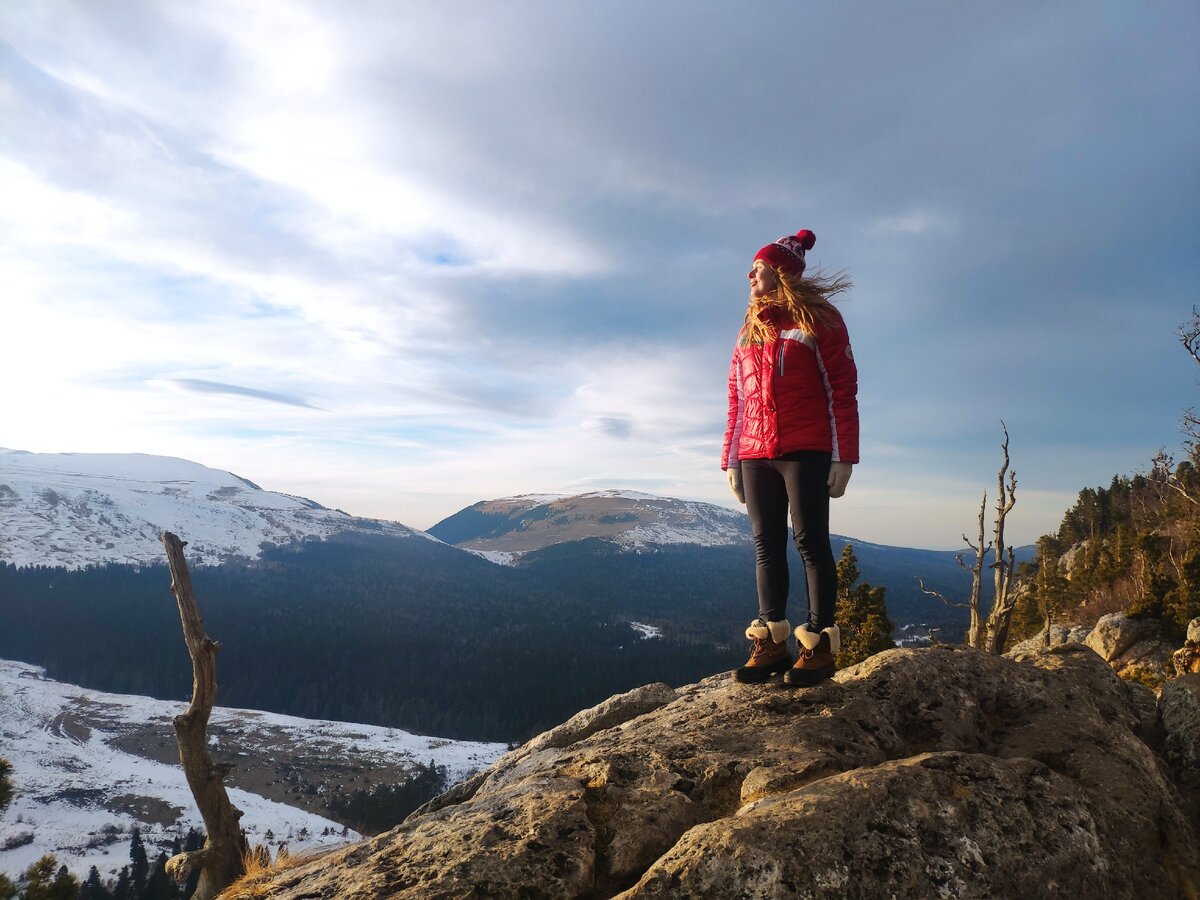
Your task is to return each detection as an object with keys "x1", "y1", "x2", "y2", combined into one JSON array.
[{"x1": 754, "y1": 229, "x2": 816, "y2": 276}]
